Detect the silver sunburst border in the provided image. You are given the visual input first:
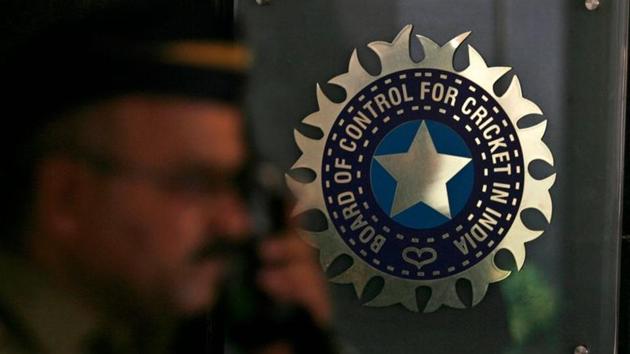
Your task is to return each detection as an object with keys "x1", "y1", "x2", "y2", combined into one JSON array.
[{"x1": 286, "y1": 25, "x2": 555, "y2": 312}]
